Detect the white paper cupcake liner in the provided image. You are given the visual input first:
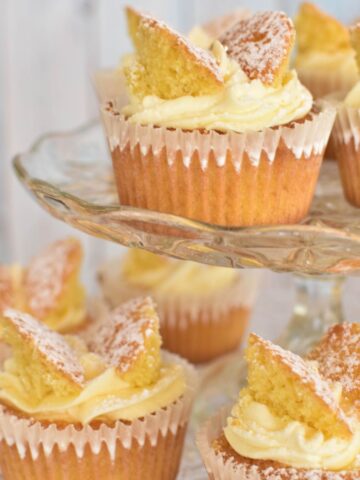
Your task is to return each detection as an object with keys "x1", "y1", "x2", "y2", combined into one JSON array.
[
  {"x1": 333, "y1": 104, "x2": 360, "y2": 151},
  {"x1": 196, "y1": 407, "x2": 238, "y2": 480},
  {"x1": 0, "y1": 353, "x2": 197, "y2": 462},
  {"x1": 196, "y1": 408, "x2": 356, "y2": 480},
  {"x1": 101, "y1": 99, "x2": 335, "y2": 172}
]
